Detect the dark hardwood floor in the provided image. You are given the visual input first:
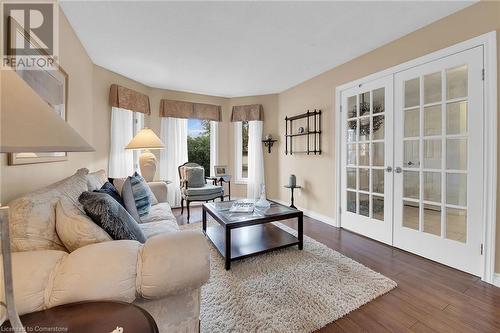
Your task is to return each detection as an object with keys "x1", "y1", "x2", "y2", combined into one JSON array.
[{"x1": 172, "y1": 206, "x2": 500, "y2": 333}]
